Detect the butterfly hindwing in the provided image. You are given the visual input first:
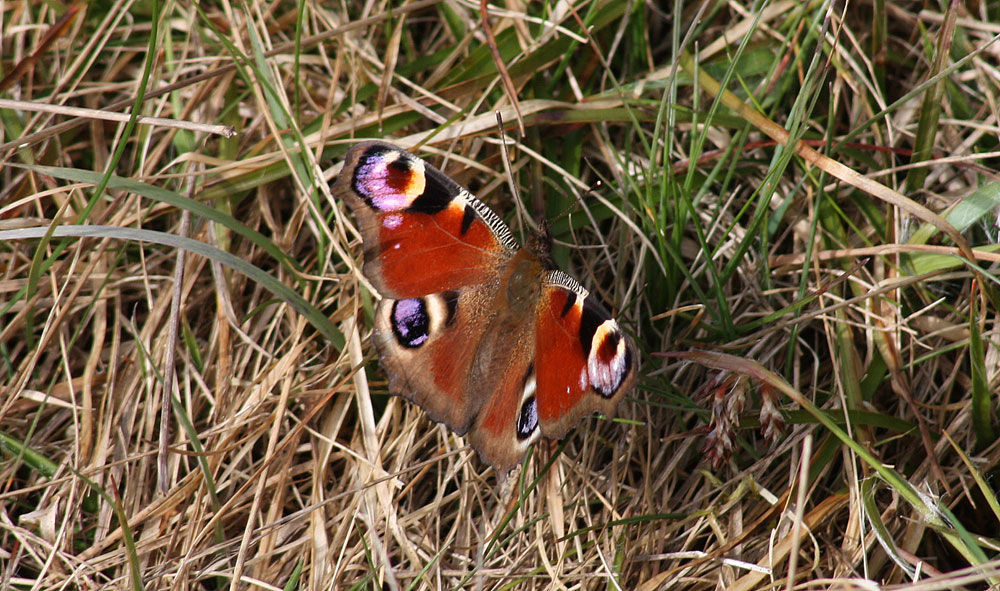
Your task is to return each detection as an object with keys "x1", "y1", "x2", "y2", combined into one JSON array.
[
  {"x1": 465, "y1": 321, "x2": 540, "y2": 472},
  {"x1": 373, "y1": 287, "x2": 497, "y2": 435}
]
